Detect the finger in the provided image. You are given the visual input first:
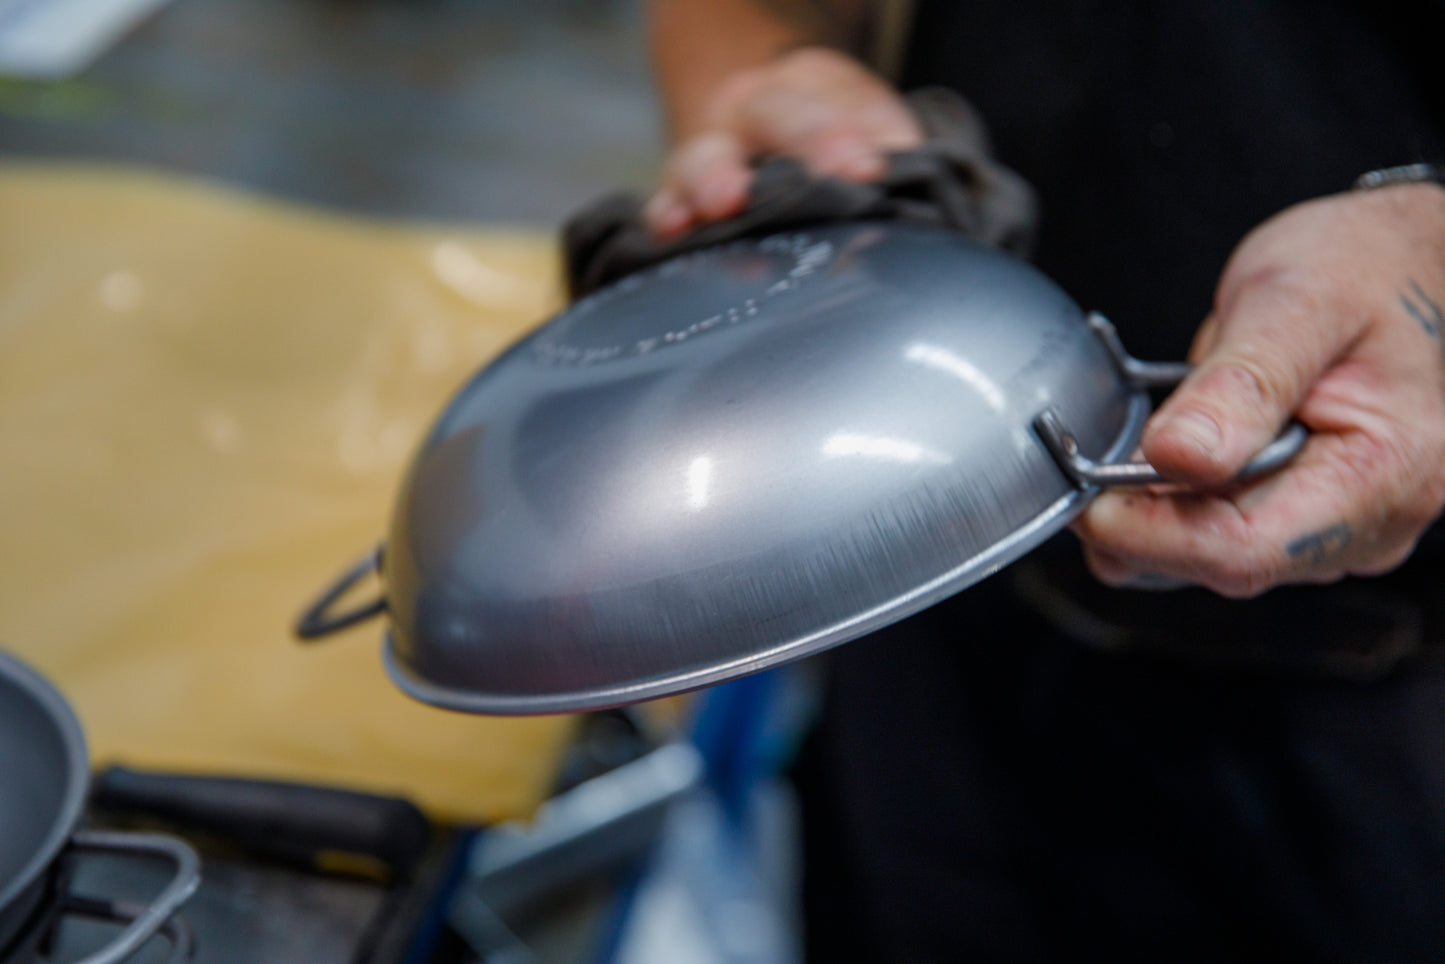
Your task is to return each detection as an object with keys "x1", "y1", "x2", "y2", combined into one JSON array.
[
  {"x1": 1185, "y1": 312, "x2": 1221, "y2": 364},
  {"x1": 1081, "y1": 537, "x2": 1193, "y2": 590},
  {"x1": 731, "y1": 87, "x2": 896, "y2": 181},
  {"x1": 658, "y1": 131, "x2": 752, "y2": 228},
  {"x1": 807, "y1": 126, "x2": 889, "y2": 181},
  {"x1": 642, "y1": 186, "x2": 693, "y2": 239},
  {"x1": 1076, "y1": 430, "x2": 1399, "y2": 596},
  {"x1": 1080, "y1": 542, "x2": 1136, "y2": 586},
  {"x1": 1142, "y1": 272, "x2": 1362, "y2": 486},
  {"x1": 709, "y1": 52, "x2": 922, "y2": 182}
]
